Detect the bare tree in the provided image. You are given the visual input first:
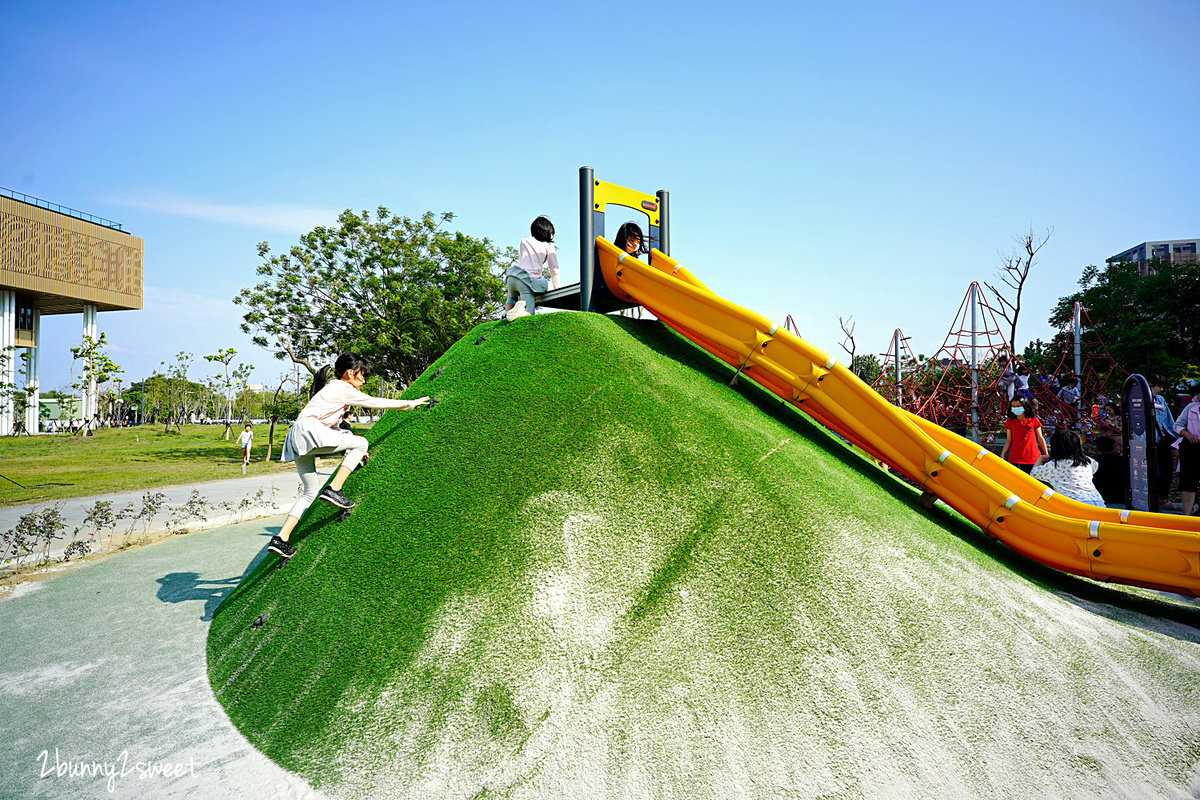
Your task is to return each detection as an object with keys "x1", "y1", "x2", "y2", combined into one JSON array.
[
  {"x1": 985, "y1": 226, "x2": 1053, "y2": 352},
  {"x1": 838, "y1": 314, "x2": 859, "y2": 375}
]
